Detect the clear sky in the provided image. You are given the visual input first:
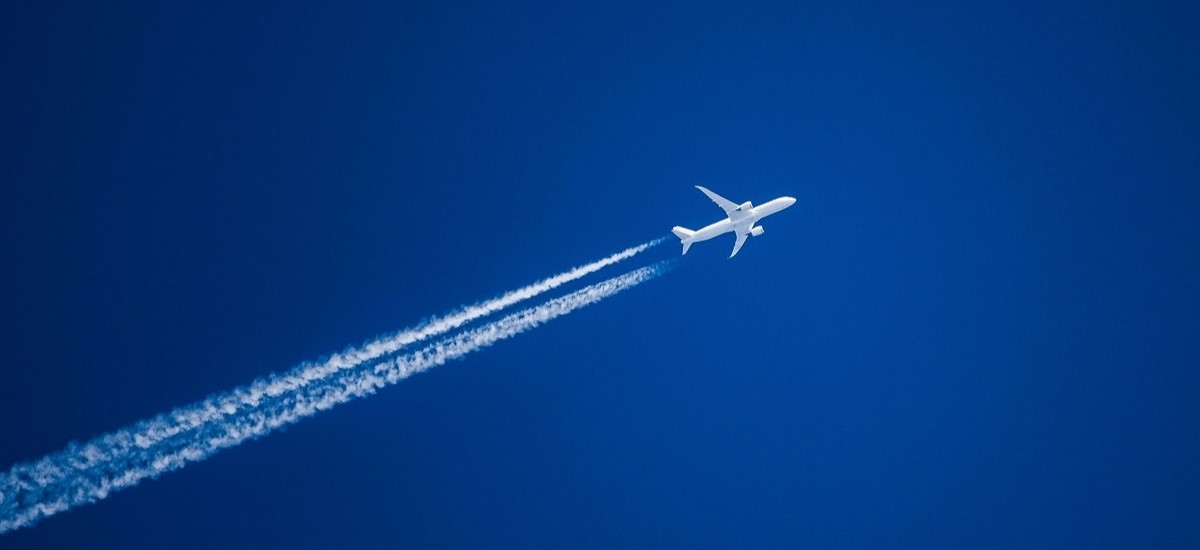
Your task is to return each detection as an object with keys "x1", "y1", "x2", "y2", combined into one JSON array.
[{"x1": 1, "y1": 1, "x2": 1197, "y2": 547}]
